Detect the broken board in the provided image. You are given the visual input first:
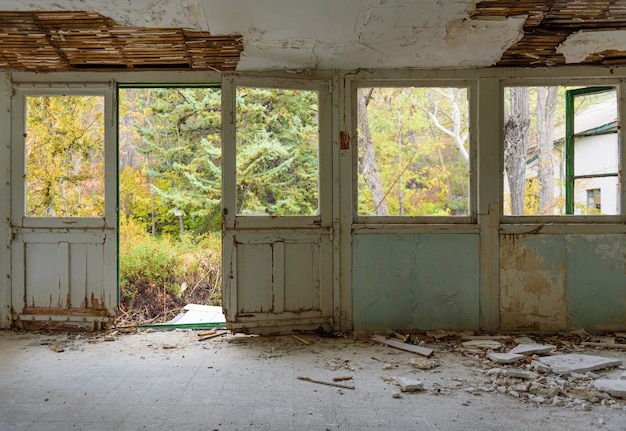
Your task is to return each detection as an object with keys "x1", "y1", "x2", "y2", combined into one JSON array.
[{"x1": 371, "y1": 335, "x2": 434, "y2": 357}]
